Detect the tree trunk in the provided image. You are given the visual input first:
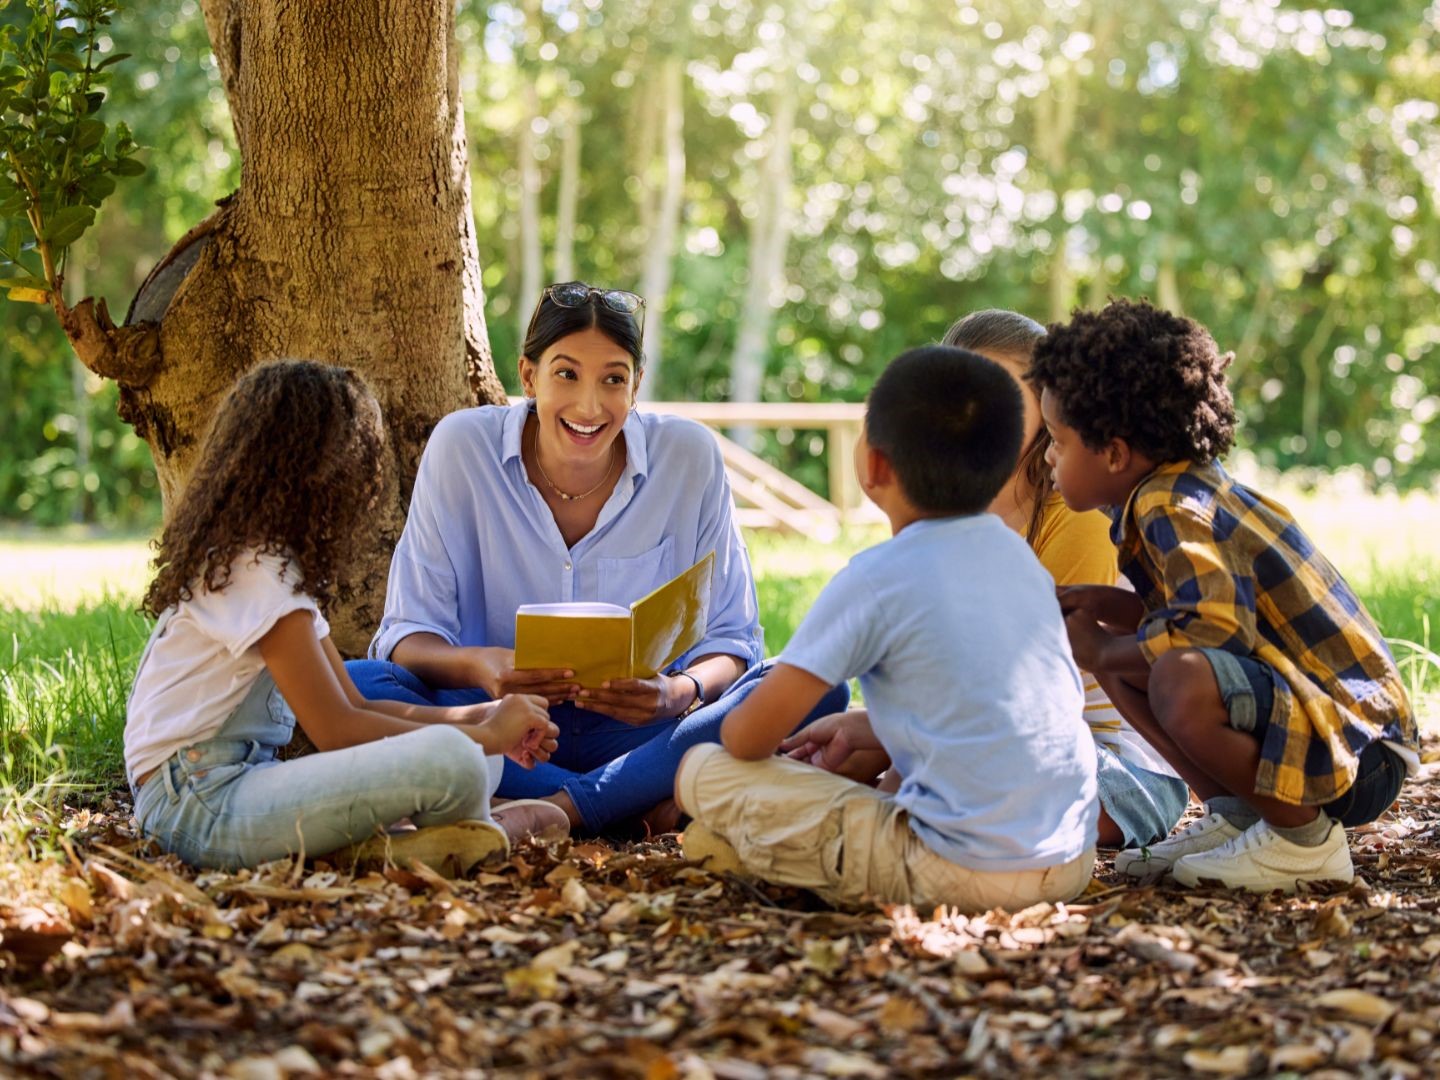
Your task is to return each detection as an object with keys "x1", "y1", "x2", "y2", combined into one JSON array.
[
  {"x1": 516, "y1": 77, "x2": 544, "y2": 345},
  {"x1": 1298, "y1": 300, "x2": 1338, "y2": 459},
  {"x1": 637, "y1": 55, "x2": 685, "y2": 399},
  {"x1": 1156, "y1": 236, "x2": 1183, "y2": 314},
  {"x1": 553, "y1": 99, "x2": 581, "y2": 284},
  {"x1": 75, "y1": 0, "x2": 505, "y2": 654},
  {"x1": 728, "y1": 74, "x2": 795, "y2": 447}
]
